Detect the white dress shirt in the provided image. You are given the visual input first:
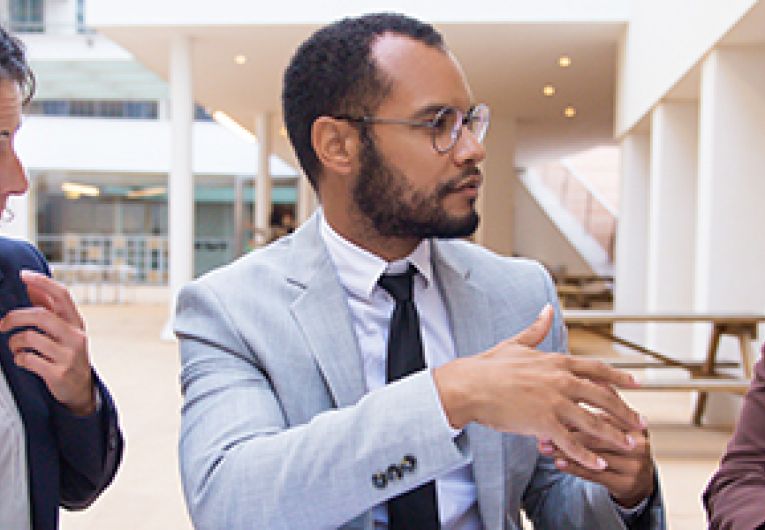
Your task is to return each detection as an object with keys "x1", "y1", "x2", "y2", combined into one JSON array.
[
  {"x1": 320, "y1": 215, "x2": 482, "y2": 530},
  {"x1": 0, "y1": 367, "x2": 31, "y2": 530}
]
